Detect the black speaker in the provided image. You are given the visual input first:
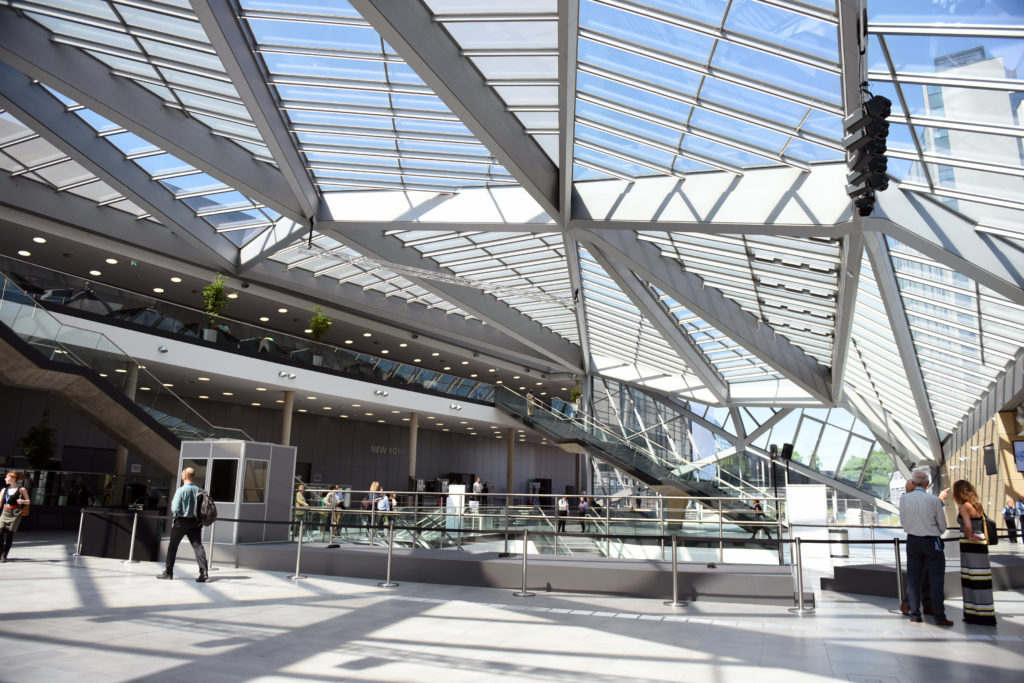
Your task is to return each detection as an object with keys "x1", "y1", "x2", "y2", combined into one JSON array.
[
  {"x1": 780, "y1": 443, "x2": 794, "y2": 461},
  {"x1": 769, "y1": 444, "x2": 779, "y2": 458},
  {"x1": 983, "y1": 444, "x2": 997, "y2": 476}
]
